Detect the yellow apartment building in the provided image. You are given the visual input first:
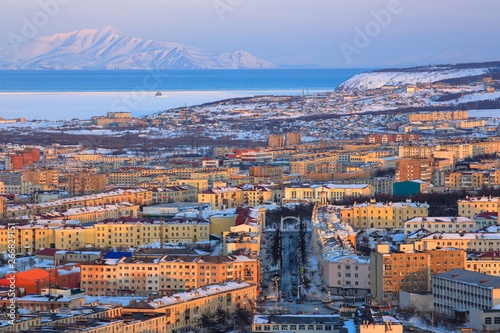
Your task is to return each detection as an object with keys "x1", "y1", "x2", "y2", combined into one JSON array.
[
  {"x1": 458, "y1": 196, "x2": 500, "y2": 219},
  {"x1": 340, "y1": 200, "x2": 429, "y2": 229},
  {"x1": 94, "y1": 217, "x2": 211, "y2": 248},
  {"x1": 151, "y1": 185, "x2": 198, "y2": 203}
]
